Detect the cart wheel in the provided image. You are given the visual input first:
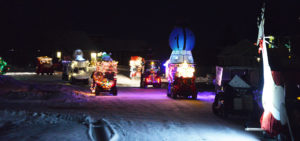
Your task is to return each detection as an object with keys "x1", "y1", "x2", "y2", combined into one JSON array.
[
  {"x1": 111, "y1": 86, "x2": 118, "y2": 96},
  {"x1": 212, "y1": 100, "x2": 227, "y2": 118},
  {"x1": 172, "y1": 93, "x2": 177, "y2": 99},
  {"x1": 167, "y1": 84, "x2": 171, "y2": 97},
  {"x1": 154, "y1": 84, "x2": 161, "y2": 88},
  {"x1": 141, "y1": 81, "x2": 147, "y2": 88},
  {"x1": 220, "y1": 105, "x2": 228, "y2": 118},
  {"x1": 140, "y1": 79, "x2": 144, "y2": 88},
  {"x1": 70, "y1": 77, "x2": 76, "y2": 84},
  {"x1": 192, "y1": 91, "x2": 197, "y2": 100},
  {"x1": 95, "y1": 86, "x2": 101, "y2": 96},
  {"x1": 171, "y1": 87, "x2": 177, "y2": 99},
  {"x1": 212, "y1": 101, "x2": 219, "y2": 115},
  {"x1": 62, "y1": 74, "x2": 67, "y2": 80}
]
